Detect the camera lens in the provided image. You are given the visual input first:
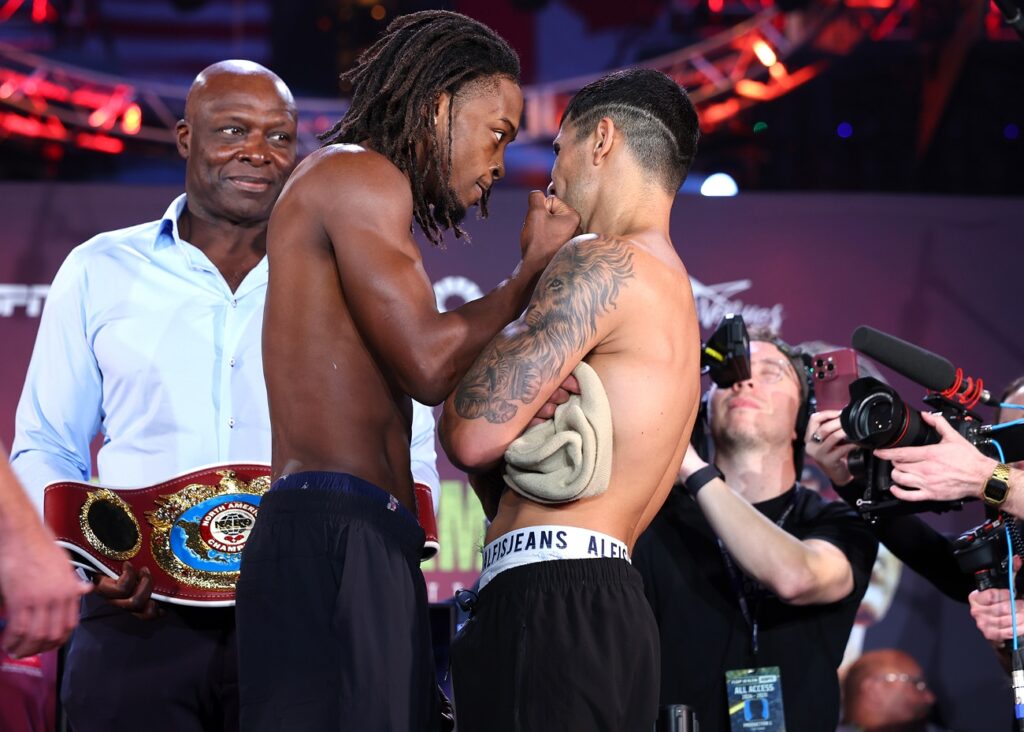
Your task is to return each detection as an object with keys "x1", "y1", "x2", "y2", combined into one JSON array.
[
  {"x1": 840, "y1": 377, "x2": 943, "y2": 450},
  {"x1": 840, "y1": 377, "x2": 918, "y2": 449},
  {"x1": 860, "y1": 393, "x2": 895, "y2": 434},
  {"x1": 850, "y1": 392, "x2": 900, "y2": 444}
]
